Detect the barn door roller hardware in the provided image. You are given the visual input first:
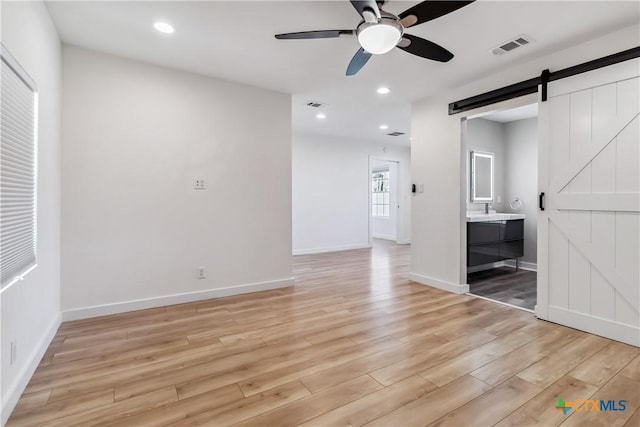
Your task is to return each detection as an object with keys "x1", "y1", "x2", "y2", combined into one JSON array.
[{"x1": 448, "y1": 46, "x2": 640, "y2": 115}]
